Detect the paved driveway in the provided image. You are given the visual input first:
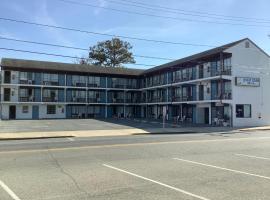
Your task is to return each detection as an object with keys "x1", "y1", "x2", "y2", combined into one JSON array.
[{"x1": 0, "y1": 118, "x2": 182, "y2": 133}]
